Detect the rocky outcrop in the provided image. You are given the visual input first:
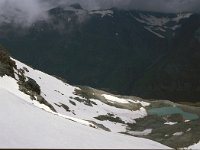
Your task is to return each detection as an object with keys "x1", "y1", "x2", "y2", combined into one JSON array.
[{"x1": 0, "y1": 46, "x2": 16, "y2": 77}]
